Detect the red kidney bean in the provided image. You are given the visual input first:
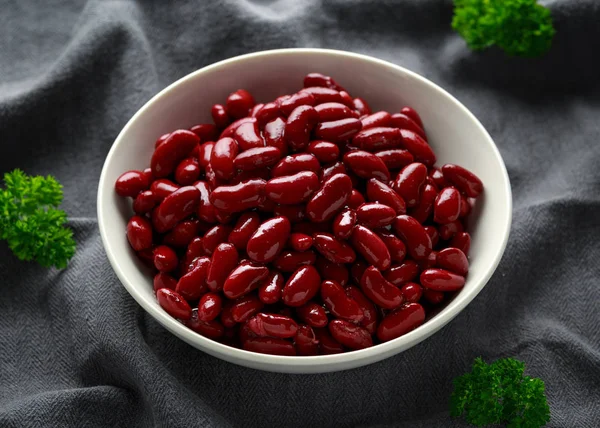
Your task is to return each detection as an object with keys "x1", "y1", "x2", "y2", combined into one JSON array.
[
  {"x1": 315, "y1": 257, "x2": 349, "y2": 285},
  {"x1": 438, "y1": 219, "x2": 464, "y2": 240},
  {"x1": 303, "y1": 72, "x2": 342, "y2": 90},
  {"x1": 375, "y1": 149, "x2": 415, "y2": 171},
  {"x1": 152, "y1": 186, "x2": 200, "y2": 233},
  {"x1": 271, "y1": 153, "x2": 320, "y2": 178},
  {"x1": 361, "y1": 111, "x2": 392, "y2": 130},
  {"x1": 273, "y1": 204, "x2": 306, "y2": 223},
  {"x1": 306, "y1": 173, "x2": 352, "y2": 223},
  {"x1": 190, "y1": 123, "x2": 219, "y2": 142},
  {"x1": 296, "y1": 302, "x2": 328, "y2": 328},
  {"x1": 136, "y1": 247, "x2": 155, "y2": 269},
  {"x1": 345, "y1": 286, "x2": 378, "y2": 334},
  {"x1": 314, "y1": 102, "x2": 355, "y2": 122},
  {"x1": 219, "y1": 301, "x2": 237, "y2": 328},
  {"x1": 392, "y1": 215, "x2": 432, "y2": 260},
  {"x1": 250, "y1": 103, "x2": 264, "y2": 117},
  {"x1": 393, "y1": 162, "x2": 428, "y2": 208},
  {"x1": 209, "y1": 179, "x2": 266, "y2": 213},
  {"x1": 273, "y1": 250, "x2": 317, "y2": 272},
  {"x1": 320, "y1": 161, "x2": 347, "y2": 181},
  {"x1": 398, "y1": 129, "x2": 436, "y2": 167},
  {"x1": 329, "y1": 320, "x2": 372, "y2": 350},
  {"x1": 163, "y1": 220, "x2": 198, "y2": 248},
  {"x1": 390, "y1": 113, "x2": 426, "y2": 139},
  {"x1": 258, "y1": 270, "x2": 284, "y2": 304},
  {"x1": 227, "y1": 212, "x2": 260, "y2": 250},
  {"x1": 356, "y1": 203, "x2": 396, "y2": 228},
  {"x1": 288, "y1": 233, "x2": 313, "y2": 252},
  {"x1": 441, "y1": 164, "x2": 483, "y2": 198},
  {"x1": 434, "y1": 187, "x2": 461, "y2": 224},
  {"x1": 313, "y1": 328, "x2": 344, "y2": 354},
  {"x1": 197, "y1": 292, "x2": 223, "y2": 322},
  {"x1": 423, "y1": 289, "x2": 445, "y2": 305},
  {"x1": 246, "y1": 217, "x2": 291, "y2": 263},
  {"x1": 220, "y1": 117, "x2": 256, "y2": 139},
  {"x1": 201, "y1": 225, "x2": 233, "y2": 256},
  {"x1": 418, "y1": 250, "x2": 438, "y2": 270},
  {"x1": 133, "y1": 190, "x2": 158, "y2": 214},
  {"x1": 127, "y1": 215, "x2": 153, "y2": 251},
  {"x1": 233, "y1": 121, "x2": 265, "y2": 151},
  {"x1": 150, "y1": 179, "x2": 180, "y2": 201},
  {"x1": 174, "y1": 158, "x2": 200, "y2": 186},
  {"x1": 377, "y1": 231, "x2": 407, "y2": 263},
  {"x1": 154, "y1": 133, "x2": 170, "y2": 149},
  {"x1": 400, "y1": 106, "x2": 423, "y2": 128},
  {"x1": 384, "y1": 260, "x2": 420, "y2": 286},
  {"x1": 308, "y1": 140, "x2": 340, "y2": 163},
  {"x1": 187, "y1": 312, "x2": 225, "y2": 339},
  {"x1": 226, "y1": 89, "x2": 255, "y2": 119},
  {"x1": 206, "y1": 243, "x2": 238, "y2": 291},
  {"x1": 295, "y1": 325, "x2": 319, "y2": 356},
  {"x1": 197, "y1": 142, "x2": 214, "y2": 169},
  {"x1": 353, "y1": 127, "x2": 402, "y2": 151},
  {"x1": 360, "y1": 266, "x2": 404, "y2": 309},
  {"x1": 231, "y1": 294, "x2": 264, "y2": 323},
  {"x1": 450, "y1": 232, "x2": 471, "y2": 256},
  {"x1": 256, "y1": 103, "x2": 281, "y2": 128},
  {"x1": 400, "y1": 282, "x2": 423, "y2": 304},
  {"x1": 420, "y1": 268, "x2": 465, "y2": 292},
  {"x1": 233, "y1": 146, "x2": 281, "y2": 171},
  {"x1": 284, "y1": 105, "x2": 319, "y2": 151},
  {"x1": 243, "y1": 337, "x2": 296, "y2": 356},
  {"x1": 265, "y1": 171, "x2": 320, "y2": 205},
  {"x1": 115, "y1": 170, "x2": 150, "y2": 197},
  {"x1": 353, "y1": 97, "x2": 371, "y2": 116},
  {"x1": 210, "y1": 137, "x2": 238, "y2": 180},
  {"x1": 436, "y1": 247, "x2": 469, "y2": 276},
  {"x1": 321, "y1": 280, "x2": 363, "y2": 322},
  {"x1": 153, "y1": 245, "x2": 178, "y2": 273},
  {"x1": 338, "y1": 90, "x2": 354, "y2": 108},
  {"x1": 351, "y1": 225, "x2": 391, "y2": 271},
  {"x1": 428, "y1": 167, "x2": 447, "y2": 189},
  {"x1": 314, "y1": 118, "x2": 362, "y2": 143},
  {"x1": 154, "y1": 272, "x2": 177, "y2": 292},
  {"x1": 343, "y1": 150, "x2": 391, "y2": 181},
  {"x1": 230, "y1": 166, "x2": 270, "y2": 184},
  {"x1": 282, "y1": 265, "x2": 321, "y2": 307},
  {"x1": 191, "y1": 181, "x2": 215, "y2": 223},
  {"x1": 176, "y1": 256, "x2": 210, "y2": 300},
  {"x1": 186, "y1": 236, "x2": 204, "y2": 260},
  {"x1": 300, "y1": 86, "x2": 343, "y2": 104},
  {"x1": 365, "y1": 179, "x2": 406, "y2": 215},
  {"x1": 377, "y1": 302, "x2": 425, "y2": 342},
  {"x1": 261, "y1": 117, "x2": 287, "y2": 155},
  {"x1": 459, "y1": 194, "x2": 473, "y2": 218},
  {"x1": 349, "y1": 259, "x2": 368, "y2": 284},
  {"x1": 222, "y1": 263, "x2": 269, "y2": 299},
  {"x1": 151, "y1": 130, "x2": 200, "y2": 178},
  {"x1": 247, "y1": 312, "x2": 298, "y2": 339},
  {"x1": 424, "y1": 226, "x2": 440, "y2": 248},
  {"x1": 157, "y1": 288, "x2": 193, "y2": 320},
  {"x1": 279, "y1": 91, "x2": 316, "y2": 117},
  {"x1": 409, "y1": 185, "x2": 436, "y2": 225},
  {"x1": 313, "y1": 233, "x2": 356, "y2": 264},
  {"x1": 343, "y1": 191, "x2": 362, "y2": 212},
  {"x1": 332, "y1": 209, "x2": 356, "y2": 240}
]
